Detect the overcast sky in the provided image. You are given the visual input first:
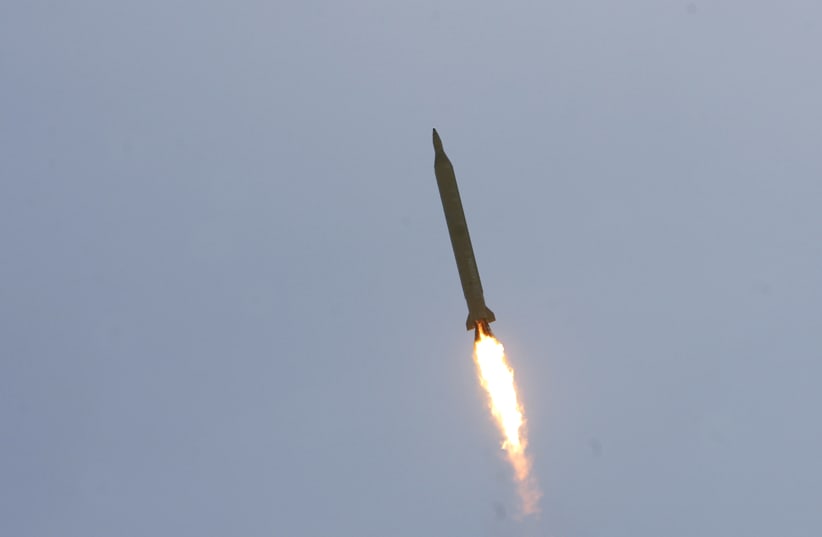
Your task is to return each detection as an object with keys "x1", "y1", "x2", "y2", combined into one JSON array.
[{"x1": 2, "y1": 1, "x2": 821, "y2": 536}]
